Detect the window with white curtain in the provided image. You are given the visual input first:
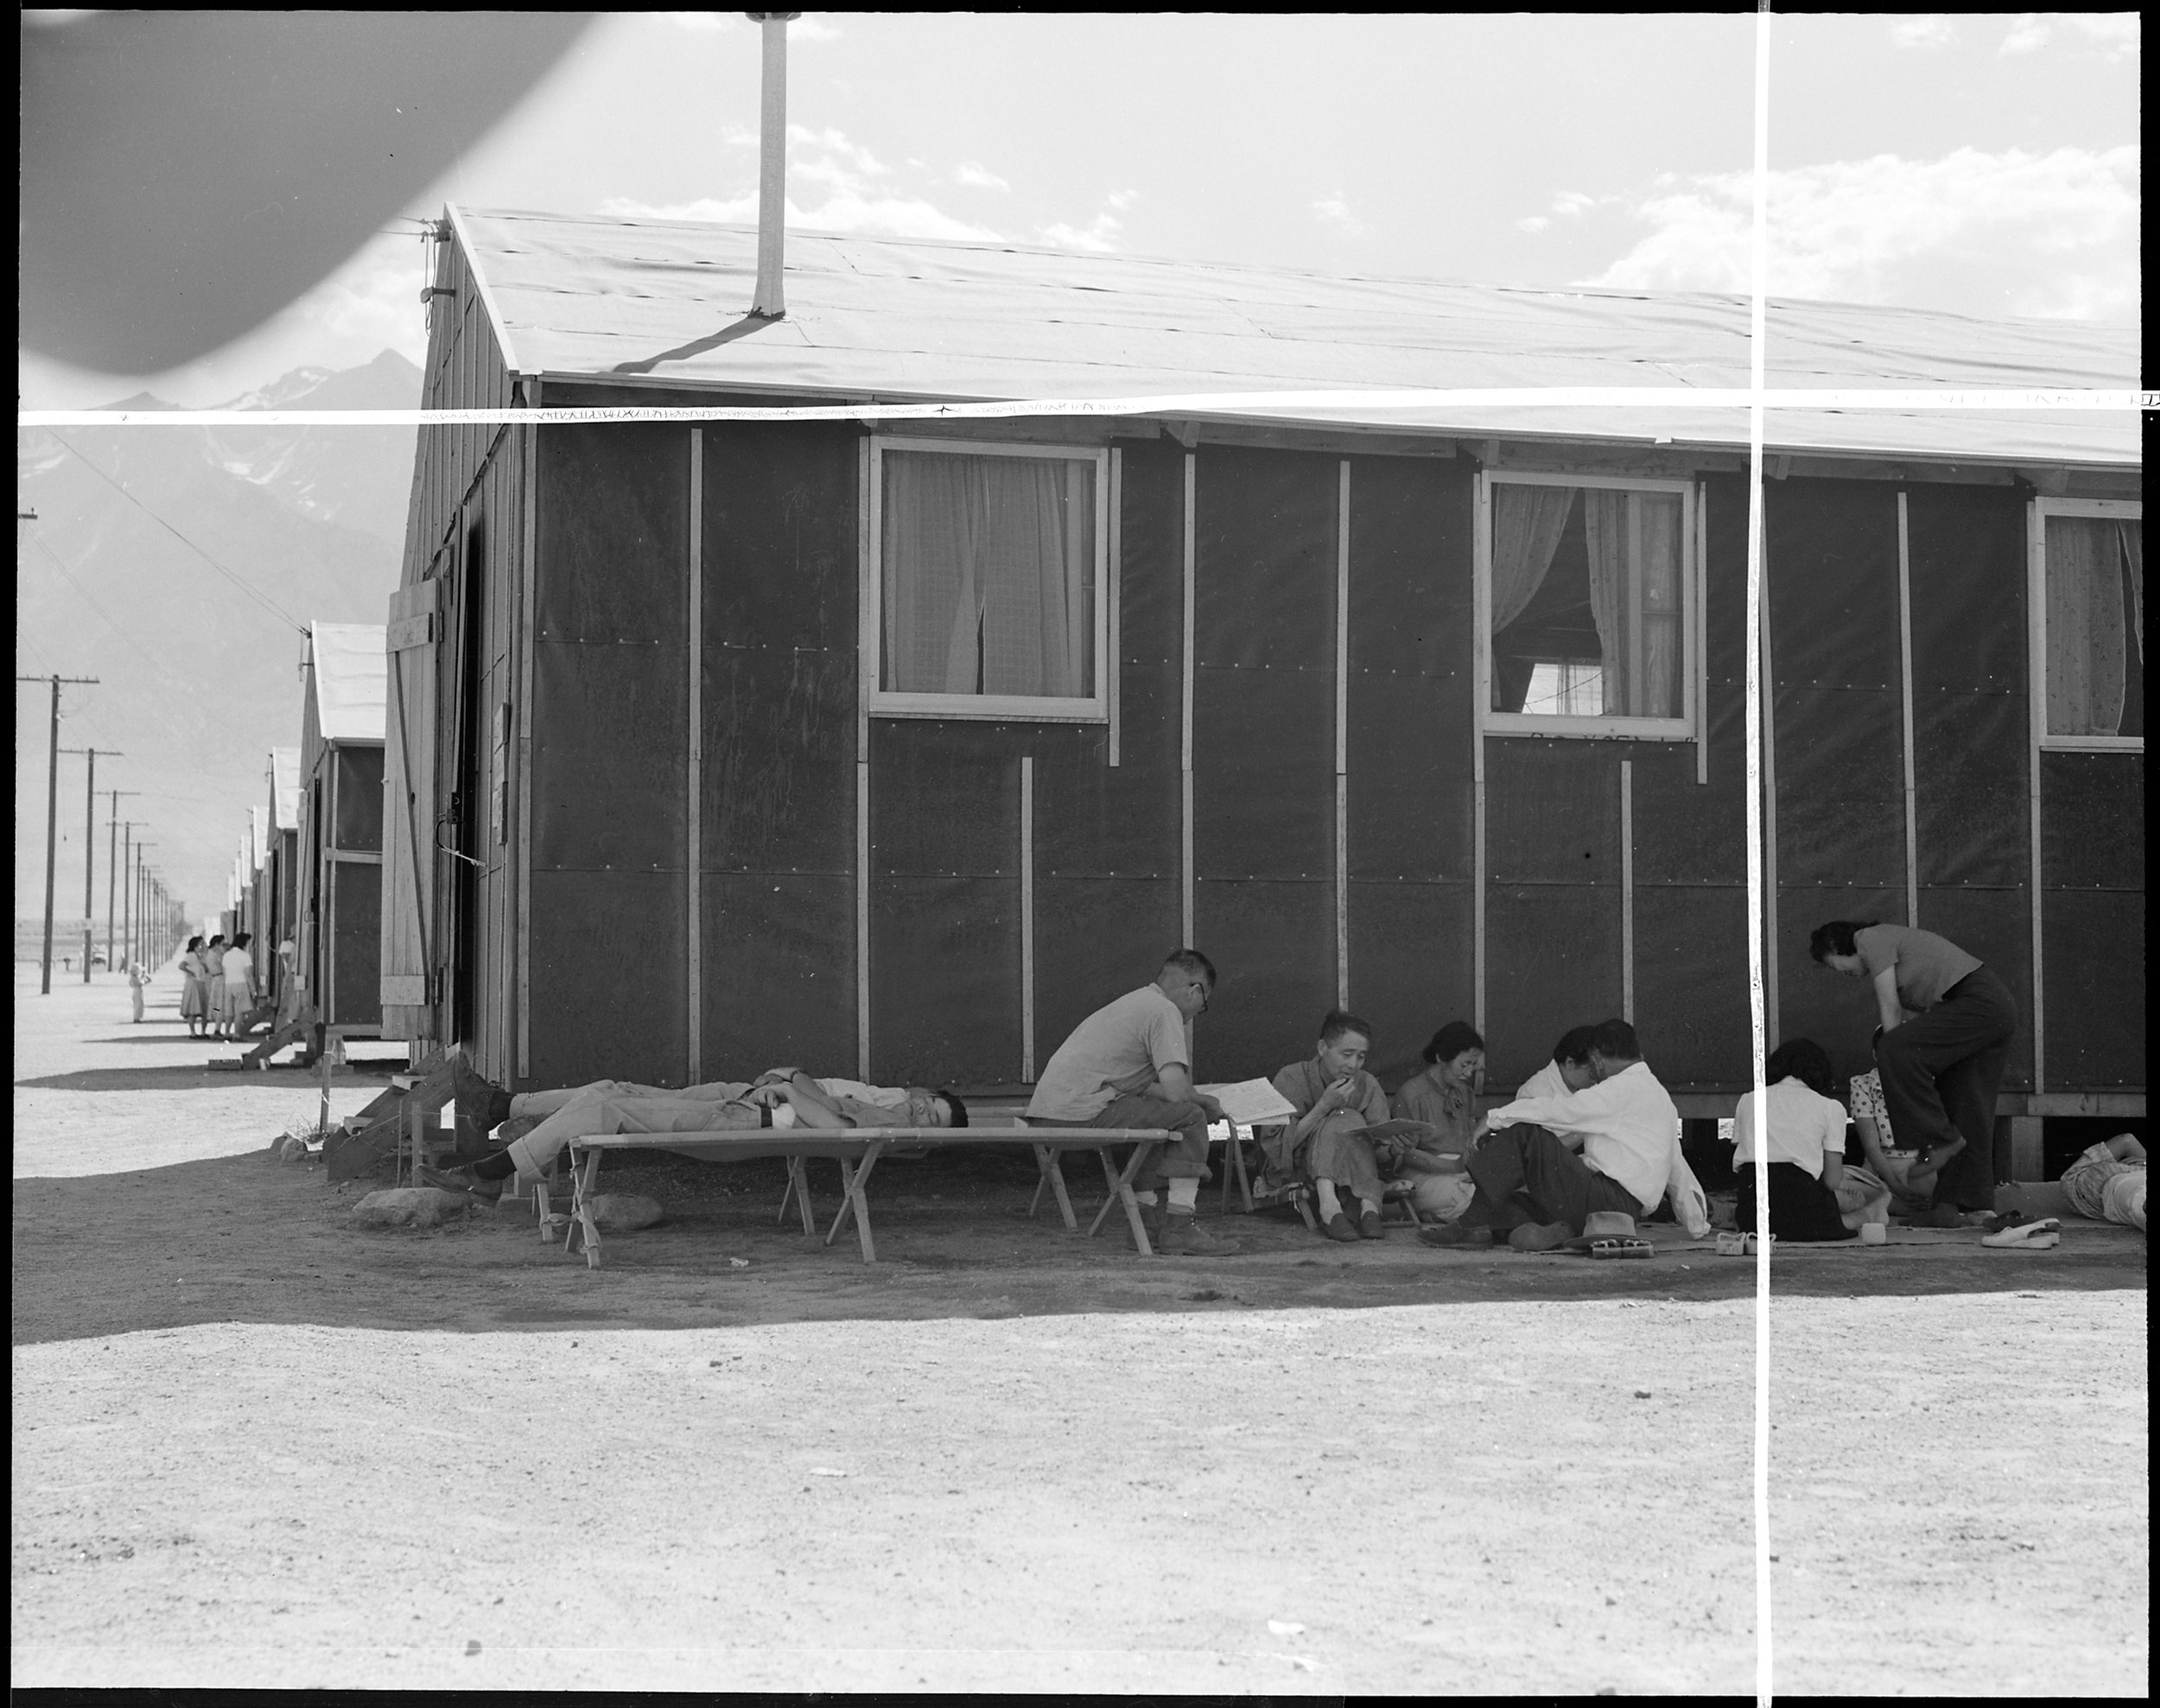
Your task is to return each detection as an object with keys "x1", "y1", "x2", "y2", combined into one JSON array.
[
  {"x1": 868, "y1": 438, "x2": 1108, "y2": 721},
  {"x1": 1484, "y1": 473, "x2": 1693, "y2": 735},
  {"x1": 2039, "y1": 506, "x2": 2143, "y2": 746}
]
